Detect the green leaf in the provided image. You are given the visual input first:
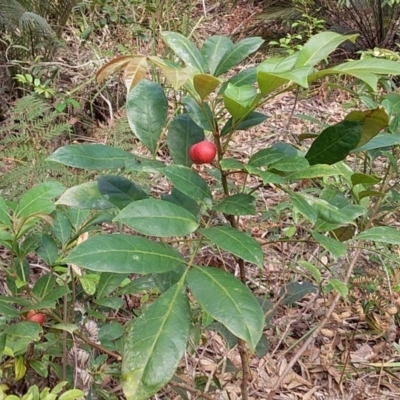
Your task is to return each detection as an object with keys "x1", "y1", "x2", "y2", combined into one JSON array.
[
  {"x1": 310, "y1": 196, "x2": 357, "y2": 225},
  {"x1": 270, "y1": 155, "x2": 309, "y2": 172},
  {"x1": 122, "y1": 282, "x2": 190, "y2": 400},
  {"x1": 305, "y1": 120, "x2": 362, "y2": 165},
  {"x1": 345, "y1": 108, "x2": 389, "y2": 148},
  {"x1": 51, "y1": 210, "x2": 72, "y2": 246},
  {"x1": 58, "y1": 390, "x2": 85, "y2": 400},
  {"x1": 355, "y1": 227, "x2": 400, "y2": 245},
  {"x1": 214, "y1": 37, "x2": 264, "y2": 77},
  {"x1": 63, "y1": 234, "x2": 184, "y2": 273},
  {"x1": 187, "y1": 266, "x2": 263, "y2": 351},
  {"x1": 114, "y1": 198, "x2": 199, "y2": 237},
  {"x1": 167, "y1": 114, "x2": 205, "y2": 166},
  {"x1": 56, "y1": 182, "x2": 114, "y2": 209},
  {"x1": 297, "y1": 261, "x2": 322, "y2": 284},
  {"x1": 287, "y1": 192, "x2": 317, "y2": 223},
  {"x1": 213, "y1": 194, "x2": 256, "y2": 216},
  {"x1": 200, "y1": 226, "x2": 263, "y2": 267},
  {"x1": 98, "y1": 323, "x2": 124, "y2": 342},
  {"x1": 97, "y1": 175, "x2": 148, "y2": 209},
  {"x1": 161, "y1": 31, "x2": 206, "y2": 72},
  {"x1": 6, "y1": 321, "x2": 42, "y2": 341},
  {"x1": 126, "y1": 80, "x2": 168, "y2": 155},
  {"x1": 15, "y1": 181, "x2": 65, "y2": 219},
  {"x1": 257, "y1": 66, "x2": 312, "y2": 94},
  {"x1": 161, "y1": 188, "x2": 200, "y2": 218},
  {"x1": 0, "y1": 300, "x2": 19, "y2": 317},
  {"x1": 351, "y1": 173, "x2": 380, "y2": 187},
  {"x1": 0, "y1": 196, "x2": 11, "y2": 228},
  {"x1": 193, "y1": 74, "x2": 221, "y2": 100},
  {"x1": 296, "y1": 32, "x2": 358, "y2": 67},
  {"x1": 328, "y1": 278, "x2": 348, "y2": 298},
  {"x1": 353, "y1": 134, "x2": 400, "y2": 152},
  {"x1": 223, "y1": 84, "x2": 258, "y2": 120},
  {"x1": 288, "y1": 164, "x2": 342, "y2": 180},
  {"x1": 182, "y1": 96, "x2": 214, "y2": 131},
  {"x1": 36, "y1": 235, "x2": 58, "y2": 265},
  {"x1": 47, "y1": 144, "x2": 133, "y2": 170},
  {"x1": 311, "y1": 231, "x2": 347, "y2": 260},
  {"x1": 97, "y1": 273, "x2": 128, "y2": 299},
  {"x1": 248, "y1": 147, "x2": 286, "y2": 167},
  {"x1": 94, "y1": 297, "x2": 124, "y2": 310},
  {"x1": 163, "y1": 165, "x2": 212, "y2": 202},
  {"x1": 281, "y1": 281, "x2": 318, "y2": 305},
  {"x1": 220, "y1": 112, "x2": 268, "y2": 136},
  {"x1": 201, "y1": 35, "x2": 233, "y2": 75}
]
